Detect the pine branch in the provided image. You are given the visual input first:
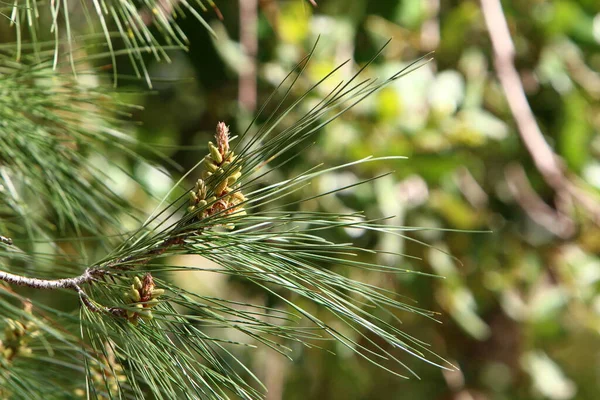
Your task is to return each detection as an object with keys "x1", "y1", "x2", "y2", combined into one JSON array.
[
  {"x1": 0, "y1": 40, "x2": 457, "y2": 398},
  {"x1": 0, "y1": 122, "x2": 237, "y2": 315},
  {"x1": 0, "y1": 268, "x2": 101, "y2": 291},
  {"x1": 4, "y1": 0, "x2": 223, "y2": 85},
  {"x1": 0, "y1": 58, "x2": 178, "y2": 249}
]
